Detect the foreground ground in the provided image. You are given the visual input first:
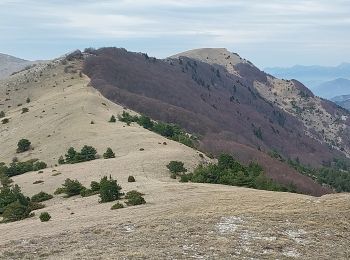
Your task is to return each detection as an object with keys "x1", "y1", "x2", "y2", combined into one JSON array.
[{"x1": 0, "y1": 170, "x2": 349, "y2": 259}]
